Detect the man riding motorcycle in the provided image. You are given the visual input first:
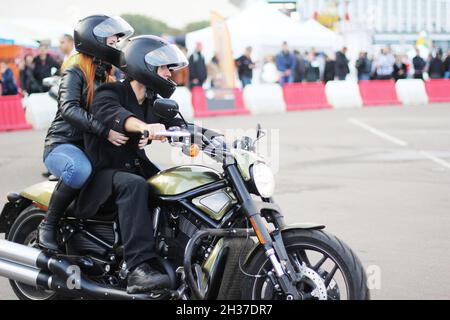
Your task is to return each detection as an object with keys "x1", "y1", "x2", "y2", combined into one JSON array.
[
  {"x1": 0, "y1": 35, "x2": 370, "y2": 301},
  {"x1": 76, "y1": 35, "x2": 189, "y2": 293},
  {"x1": 39, "y1": 15, "x2": 134, "y2": 252}
]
